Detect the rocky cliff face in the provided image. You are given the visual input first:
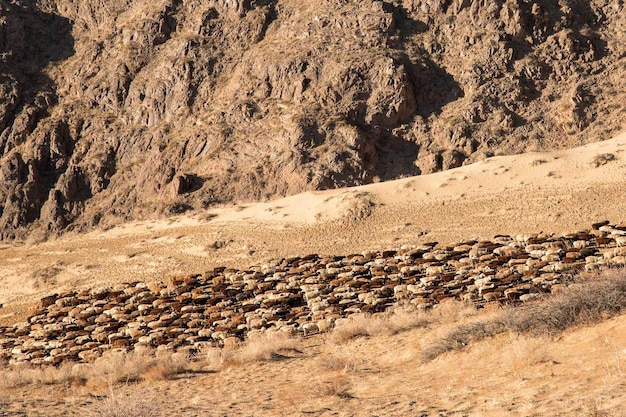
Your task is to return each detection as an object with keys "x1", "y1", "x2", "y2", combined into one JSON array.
[{"x1": 1, "y1": 0, "x2": 625, "y2": 239}]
